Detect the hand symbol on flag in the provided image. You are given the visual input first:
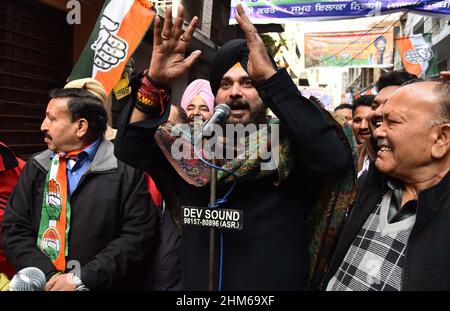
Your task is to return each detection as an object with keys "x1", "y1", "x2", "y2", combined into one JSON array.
[
  {"x1": 405, "y1": 48, "x2": 434, "y2": 64},
  {"x1": 46, "y1": 179, "x2": 62, "y2": 220},
  {"x1": 91, "y1": 15, "x2": 128, "y2": 71}
]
